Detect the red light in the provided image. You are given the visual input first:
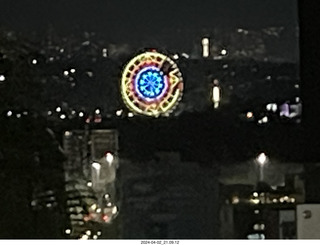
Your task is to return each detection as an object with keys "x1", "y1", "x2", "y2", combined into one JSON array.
[{"x1": 102, "y1": 215, "x2": 109, "y2": 222}]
